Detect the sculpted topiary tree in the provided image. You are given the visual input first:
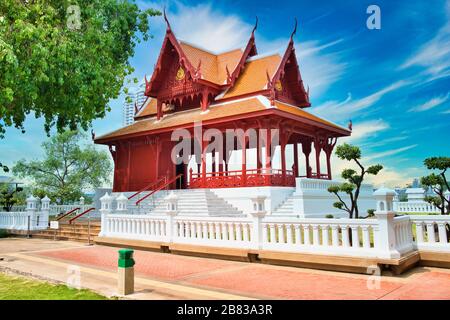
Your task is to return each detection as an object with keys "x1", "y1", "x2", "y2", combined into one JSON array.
[
  {"x1": 328, "y1": 143, "x2": 383, "y2": 218},
  {"x1": 0, "y1": 162, "x2": 8, "y2": 173},
  {"x1": 420, "y1": 157, "x2": 450, "y2": 215}
]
